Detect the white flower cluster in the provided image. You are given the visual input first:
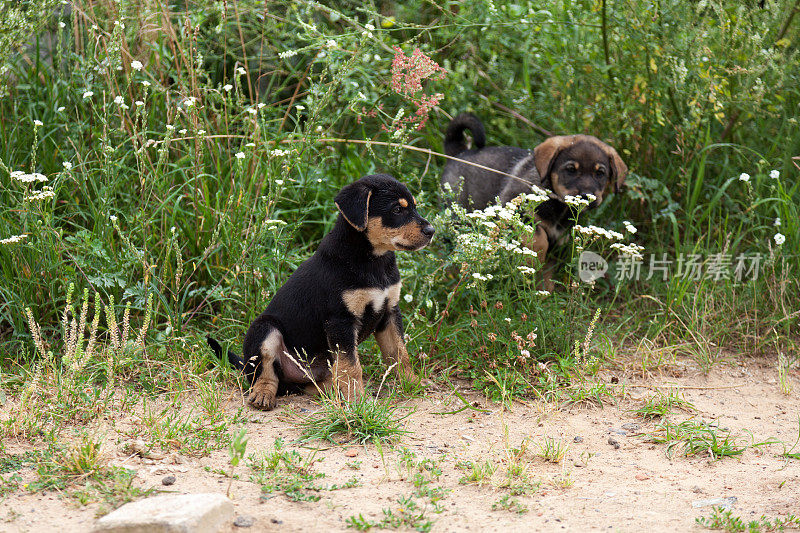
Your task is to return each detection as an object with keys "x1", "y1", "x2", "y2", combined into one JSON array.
[
  {"x1": 25, "y1": 186, "x2": 55, "y2": 201},
  {"x1": 739, "y1": 172, "x2": 750, "y2": 182},
  {"x1": 574, "y1": 224, "x2": 623, "y2": 240},
  {"x1": 623, "y1": 220, "x2": 637, "y2": 234},
  {"x1": 610, "y1": 242, "x2": 645, "y2": 259},
  {"x1": 770, "y1": 170, "x2": 780, "y2": 179},
  {"x1": 0, "y1": 234, "x2": 27, "y2": 245},
  {"x1": 269, "y1": 148, "x2": 291, "y2": 157},
  {"x1": 774, "y1": 233, "x2": 785, "y2": 246},
  {"x1": 279, "y1": 50, "x2": 298, "y2": 59},
  {"x1": 10, "y1": 170, "x2": 47, "y2": 183},
  {"x1": 517, "y1": 265, "x2": 537, "y2": 275},
  {"x1": 472, "y1": 272, "x2": 494, "y2": 281},
  {"x1": 564, "y1": 193, "x2": 595, "y2": 207}
]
